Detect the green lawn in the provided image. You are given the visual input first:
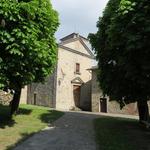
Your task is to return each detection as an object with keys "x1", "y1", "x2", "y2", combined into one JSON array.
[
  {"x1": 0, "y1": 104, "x2": 64, "y2": 150},
  {"x1": 94, "y1": 116, "x2": 150, "y2": 150}
]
